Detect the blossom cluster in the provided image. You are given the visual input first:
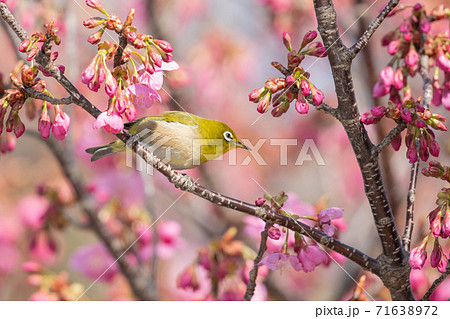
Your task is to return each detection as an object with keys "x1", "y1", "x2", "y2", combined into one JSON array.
[
  {"x1": 375, "y1": 4, "x2": 449, "y2": 109},
  {"x1": 249, "y1": 30, "x2": 326, "y2": 117},
  {"x1": 177, "y1": 227, "x2": 267, "y2": 300},
  {"x1": 361, "y1": 98, "x2": 446, "y2": 163},
  {"x1": 81, "y1": 0, "x2": 178, "y2": 134},
  {"x1": 251, "y1": 192, "x2": 346, "y2": 273},
  {"x1": 23, "y1": 261, "x2": 85, "y2": 301}
]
